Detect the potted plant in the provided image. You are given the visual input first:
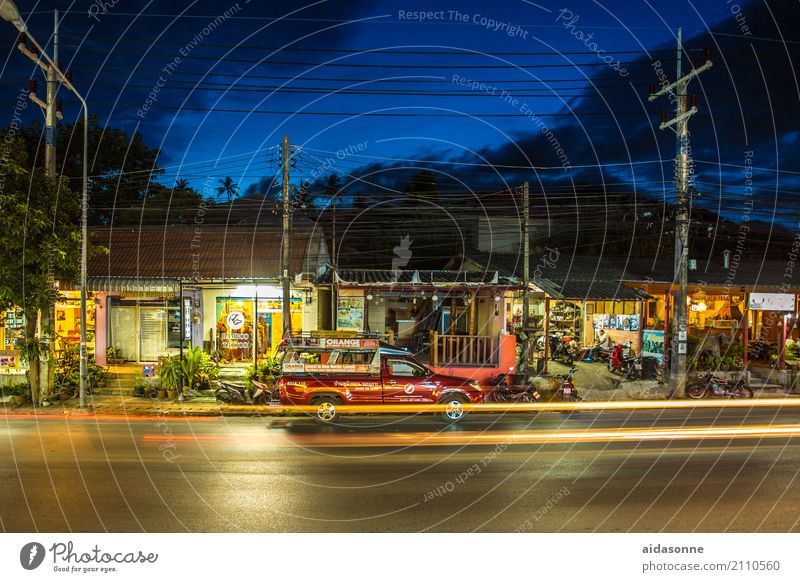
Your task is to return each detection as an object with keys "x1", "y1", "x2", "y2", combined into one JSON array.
[
  {"x1": 106, "y1": 346, "x2": 125, "y2": 364},
  {"x1": 157, "y1": 355, "x2": 181, "y2": 399},
  {"x1": 180, "y1": 347, "x2": 219, "y2": 392},
  {"x1": 132, "y1": 377, "x2": 146, "y2": 397}
]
